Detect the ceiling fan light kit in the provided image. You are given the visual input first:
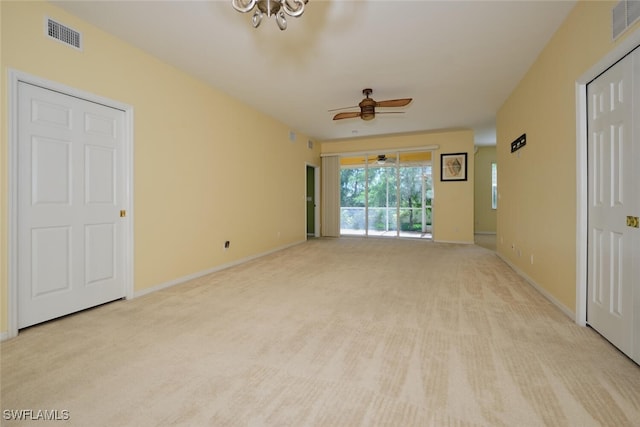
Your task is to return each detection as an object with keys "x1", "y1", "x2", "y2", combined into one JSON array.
[
  {"x1": 232, "y1": 0, "x2": 308, "y2": 31},
  {"x1": 331, "y1": 88, "x2": 412, "y2": 121},
  {"x1": 376, "y1": 154, "x2": 392, "y2": 164}
]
